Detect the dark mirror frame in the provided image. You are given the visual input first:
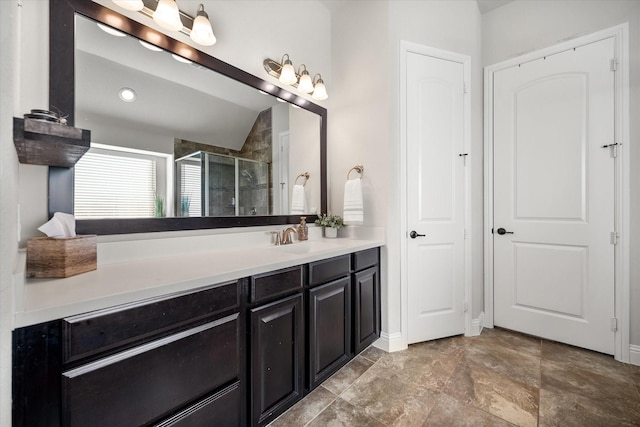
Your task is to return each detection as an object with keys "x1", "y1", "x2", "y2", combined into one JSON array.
[{"x1": 48, "y1": 0, "x2": 327, "y2": 235}]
